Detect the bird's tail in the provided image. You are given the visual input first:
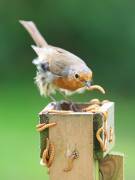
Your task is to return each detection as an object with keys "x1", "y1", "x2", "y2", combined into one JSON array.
[{"x1": 19, "y1": 20, "x2": 48, "y2": 47}]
